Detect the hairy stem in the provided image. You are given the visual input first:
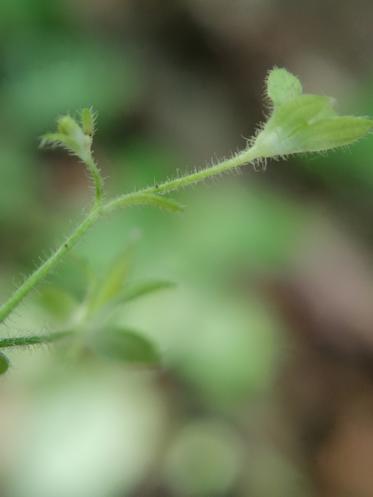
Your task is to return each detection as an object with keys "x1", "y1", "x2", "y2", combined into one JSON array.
[
  {"x1": 103, "y1": 147, "x2": 258, "y2": 214},
  {"x1": 0, "y1": 145, "x2": 259, "y2": 325},
  {"x1": 85, "y1": 155, "x2": 104, "y2": 203},
  {"x1": 0, "y1": 207, "x2": 102, "y2": 323}
]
